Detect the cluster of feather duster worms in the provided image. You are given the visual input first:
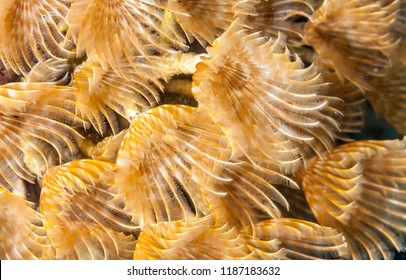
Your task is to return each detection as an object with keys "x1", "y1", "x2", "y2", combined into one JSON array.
[{"x1": 0, "y1": 0, "x2": 405, "y2": 260}]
